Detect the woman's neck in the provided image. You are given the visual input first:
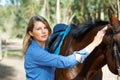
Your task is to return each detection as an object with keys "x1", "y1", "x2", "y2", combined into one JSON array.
[
  {"x1": 34, "y1": 40, "x2": 45, "y2": 48},
  {"x1": 39, "y1": 42, "x2": 45, "y2": 48},
  {"x1": 38, "y1": 42, "x2": 45, "y2": 48}
]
